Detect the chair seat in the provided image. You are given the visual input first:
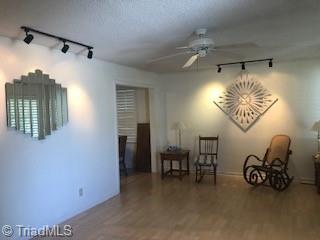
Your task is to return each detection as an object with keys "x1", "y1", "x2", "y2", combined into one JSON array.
[
  {"x1": 195, "y1": 162, "x2": 217, "y2": 167},
  {"x1": 195, "y1": 154, "x2": 217, "y2": 166},
  {"x1": 251, "y1": 165, "x2": 269, "y2": 171},
  {"x1": 251, "y1": 164, "x2": 282, "y2": 174}
]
